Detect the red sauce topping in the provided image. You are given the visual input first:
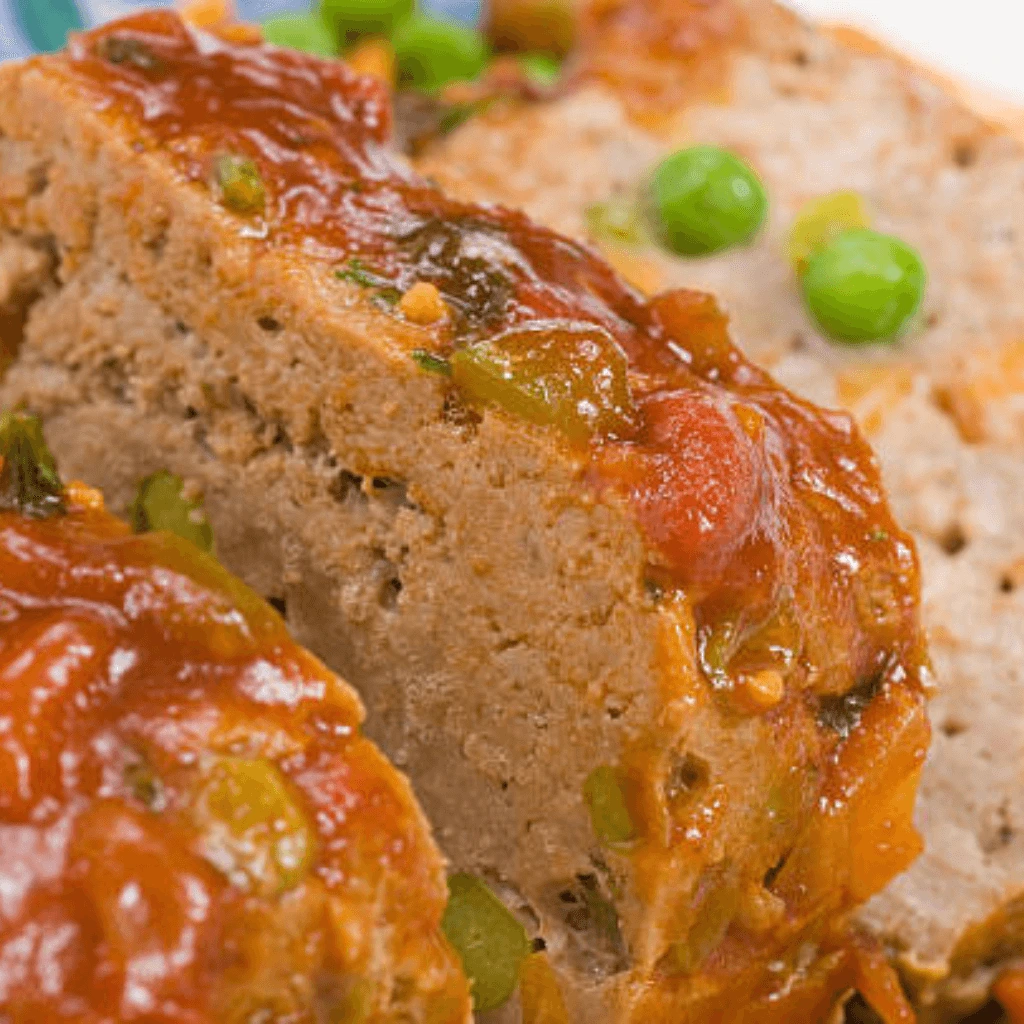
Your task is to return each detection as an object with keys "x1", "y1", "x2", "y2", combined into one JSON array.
[
  {"x1": 54, "y1": 12, "x2": 926, "y2": 701},
  {"x1": 572, "y1": 0, "x2": 743, "y2": 119},
  {"x1": 0, "y1": 494, "x2": 467, "y2": 1022}
]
